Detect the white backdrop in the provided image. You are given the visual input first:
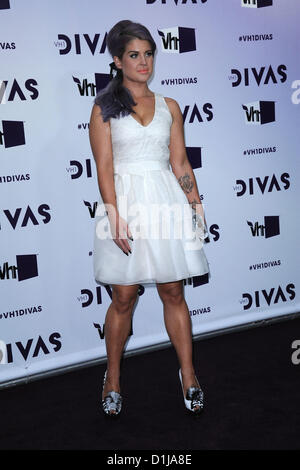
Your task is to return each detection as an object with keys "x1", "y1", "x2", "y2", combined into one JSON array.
[{"x1": 1, "y1": 0, "x2": 299, "y2": 385}]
